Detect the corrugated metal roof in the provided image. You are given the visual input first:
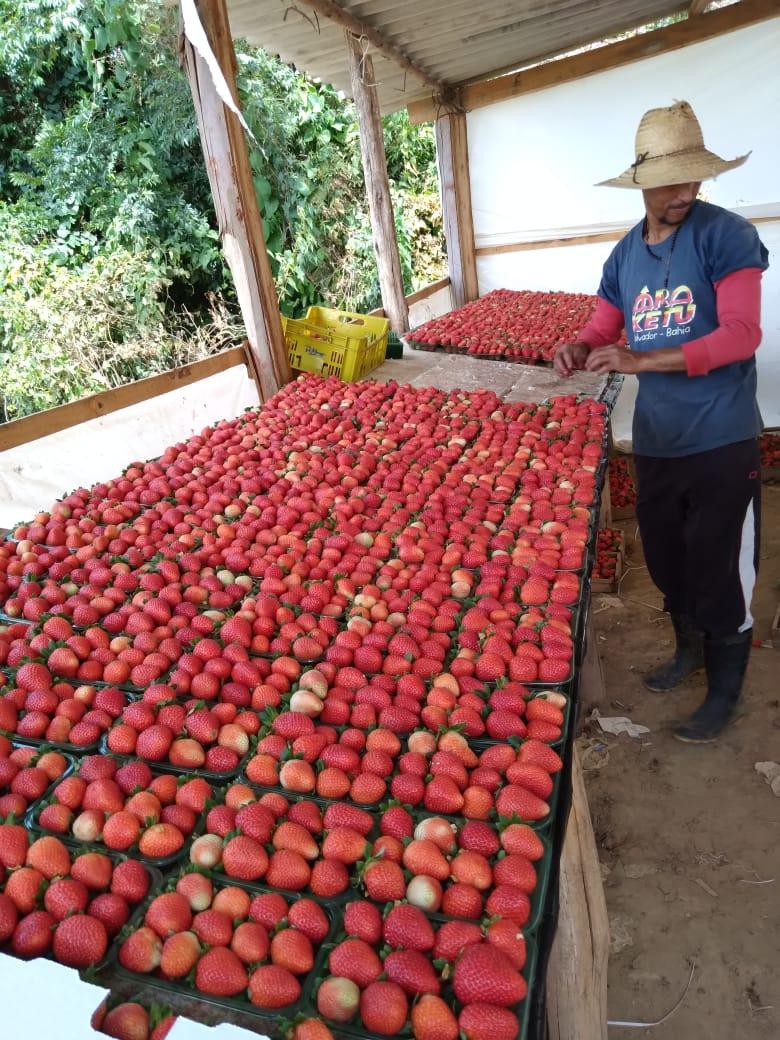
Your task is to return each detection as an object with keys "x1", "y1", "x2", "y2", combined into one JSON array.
[{"x1": 221, "y1": 0, "x2": 687, "y2": 113}]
